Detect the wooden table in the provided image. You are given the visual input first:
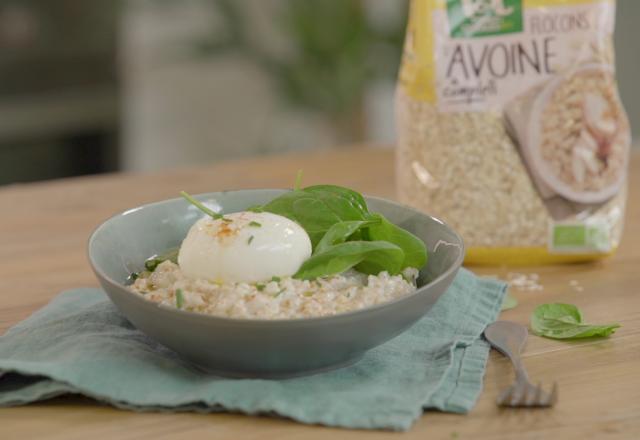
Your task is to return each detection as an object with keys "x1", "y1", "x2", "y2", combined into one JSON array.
[{"x1": 1, "y1": 148, "x2": 639, "y2": 439}]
